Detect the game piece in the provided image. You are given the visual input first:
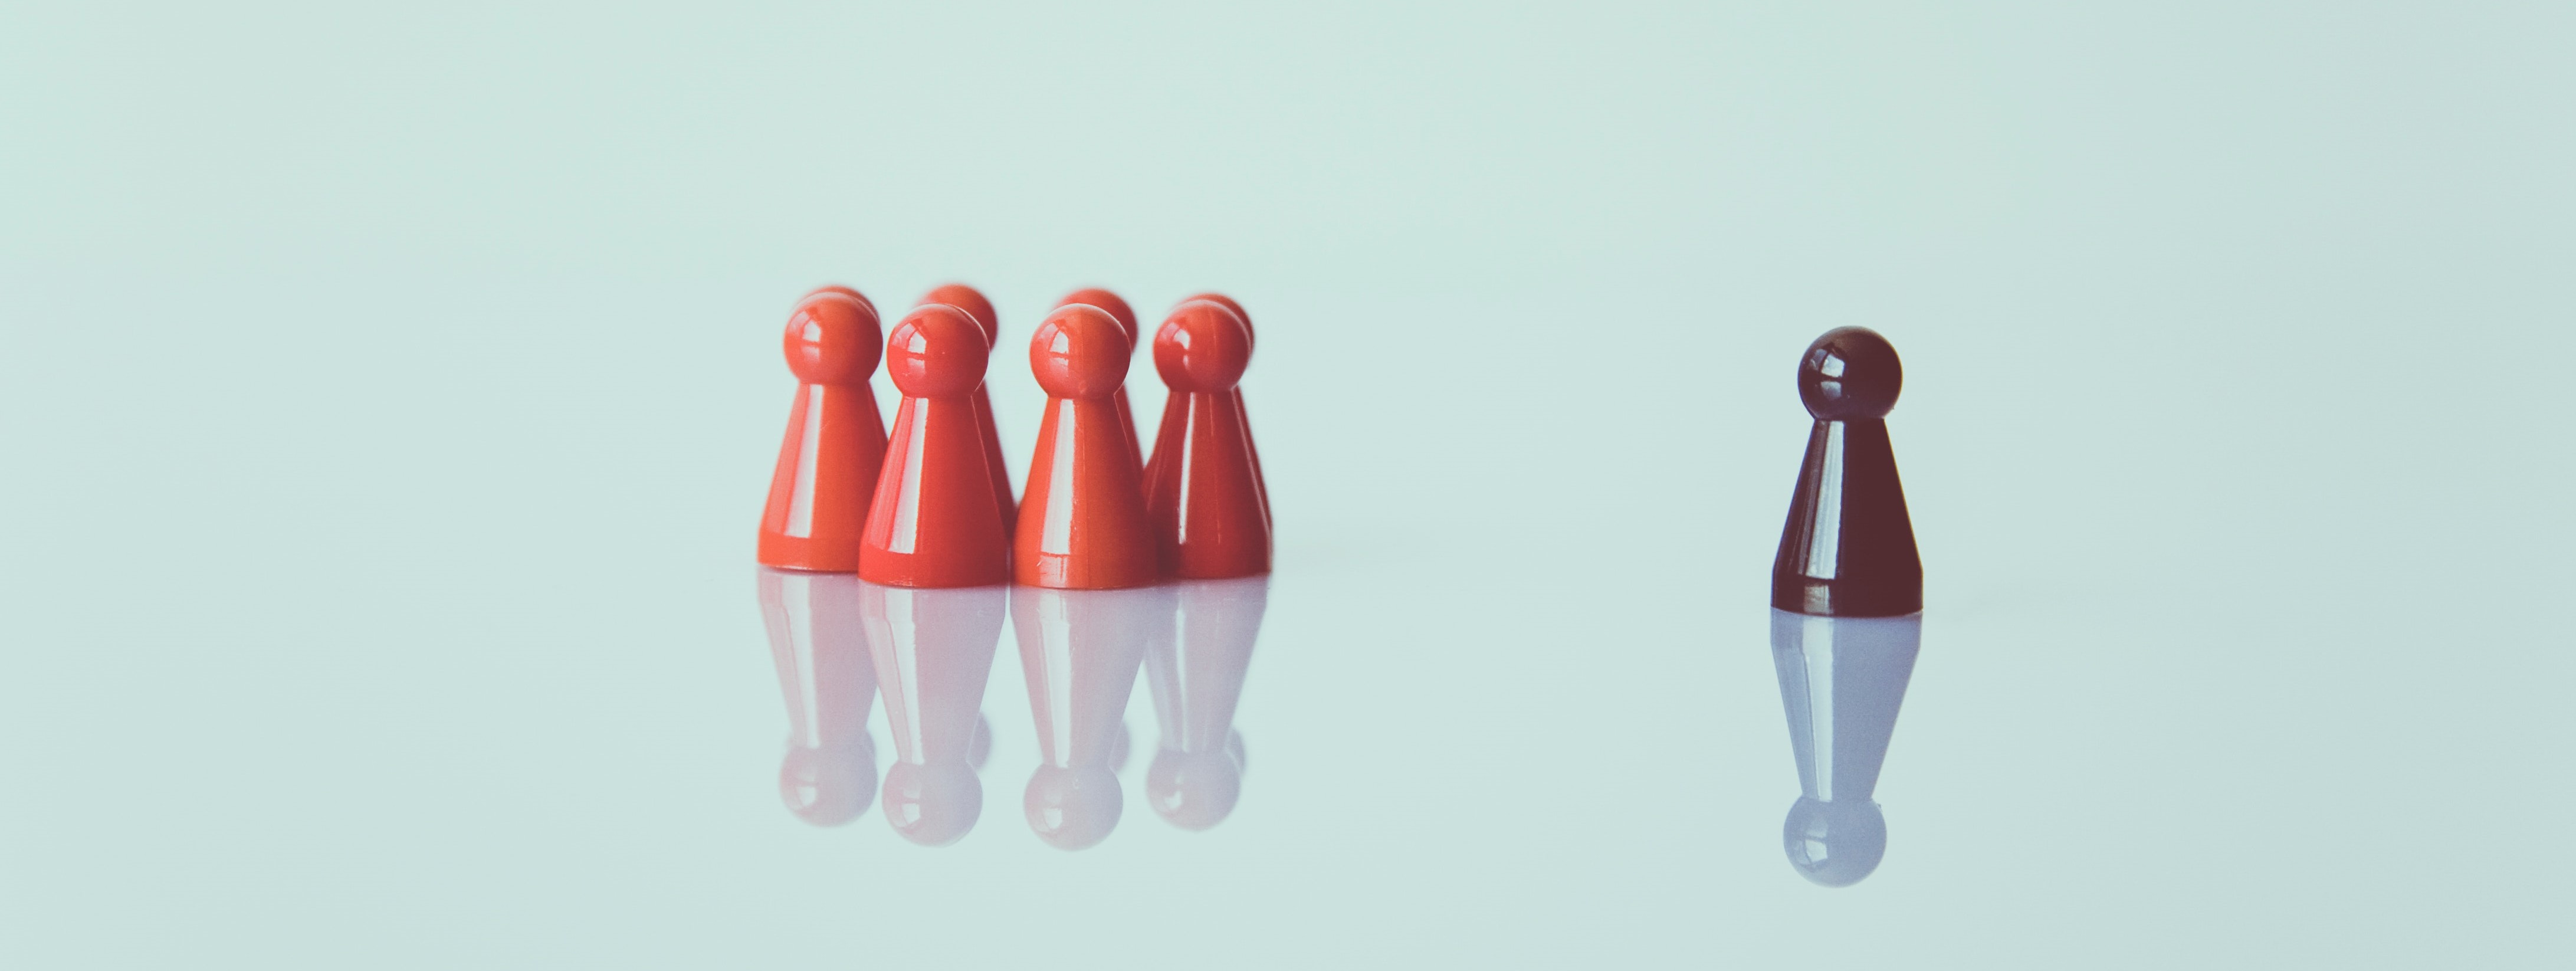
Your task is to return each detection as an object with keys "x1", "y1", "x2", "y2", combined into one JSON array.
[
  {"x1": 803, "y1": 283, "x2": 878, "y2": 318},
  {"x1": 1171, "y1": 293, "x2": 1266, "y2": 525},
  {"x1": 1144, "y1": 575, "x2": 1267, "y2": 830},
  {"x1": 857, "y1": 305, "x2": 1013, "y2": 587},
  {"x1": 1771, "y1": 609, "x2": 1921, "y2": 886},
  {"x1": 1144, "y1": 301, "x2": 1272, "y2": 577},
  {"x1": 862, "y1": 580, "x2": 1006, "y2": 847},
  {"x1": 1015, "y1": 304, "x2": 1158, "y2": 589},
  {"x1": 757, "y1": 291, "x2": 887, "y2": 572},
  {"x1": 918, "y1": 284, "x2": 1018, "y2": 530},
  {"x1": 757, "y1": 567, "x2": 879, "y2": 826},
  {"x1": 1054, "y1": 287, "x2": 1144, "y2": 471},
  {"x1": 1773, "y1": 327, "x2": 1921, "y2": 616},
  {"x1": 1012, "y1": 586, "x2": 1163, "y2": 849}
]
